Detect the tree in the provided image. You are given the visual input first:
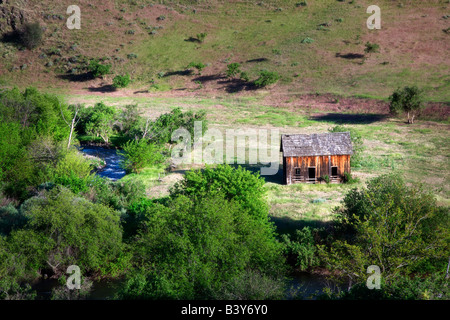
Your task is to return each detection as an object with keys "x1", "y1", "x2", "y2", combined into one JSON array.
[
  {"x1": 170, "y1": 164, "x2": 270, "y2": 224},
  {"x1": 84, "y1": 102, "x2": 116, "y2": 143},
  {"x1": 389, "y1": 86, "x2": 425, "y2": 124},
  {"x1": 119, "y1": 139, "x2": 166, "y2": 174},
  {"x1": 15, "y1": 187, "x2": 127, "y2": 276},
  {"x1": 319, "y1": 174, "x2": 449, "y2": 287},
  {"x1": 61, "y1": 104, "x2": 81, "y2": 149},
  {"x1": 118, "y1": 192, "x2": 285, "y2": 299}
]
